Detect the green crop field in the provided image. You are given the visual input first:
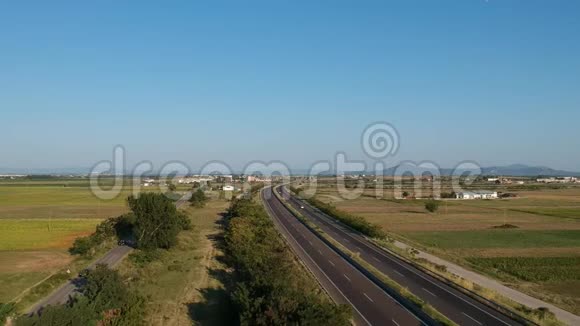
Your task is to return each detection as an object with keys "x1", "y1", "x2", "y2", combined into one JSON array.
[
  {"x1": 466, "y1": 257, "x2": 580, "y2": 282},
  {"x1": 401, "y1": 230, "x2": 580, "y2": 249},
  {"x1": 0, "y1": 219, "x2": 101, "y2": 251}
]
